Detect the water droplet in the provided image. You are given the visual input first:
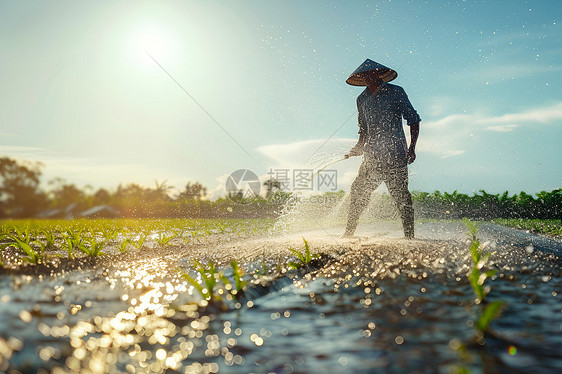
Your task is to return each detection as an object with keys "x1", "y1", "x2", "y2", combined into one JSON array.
[{"x1": 19, "y1": 310, "x2": 32, "y2": 323}]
